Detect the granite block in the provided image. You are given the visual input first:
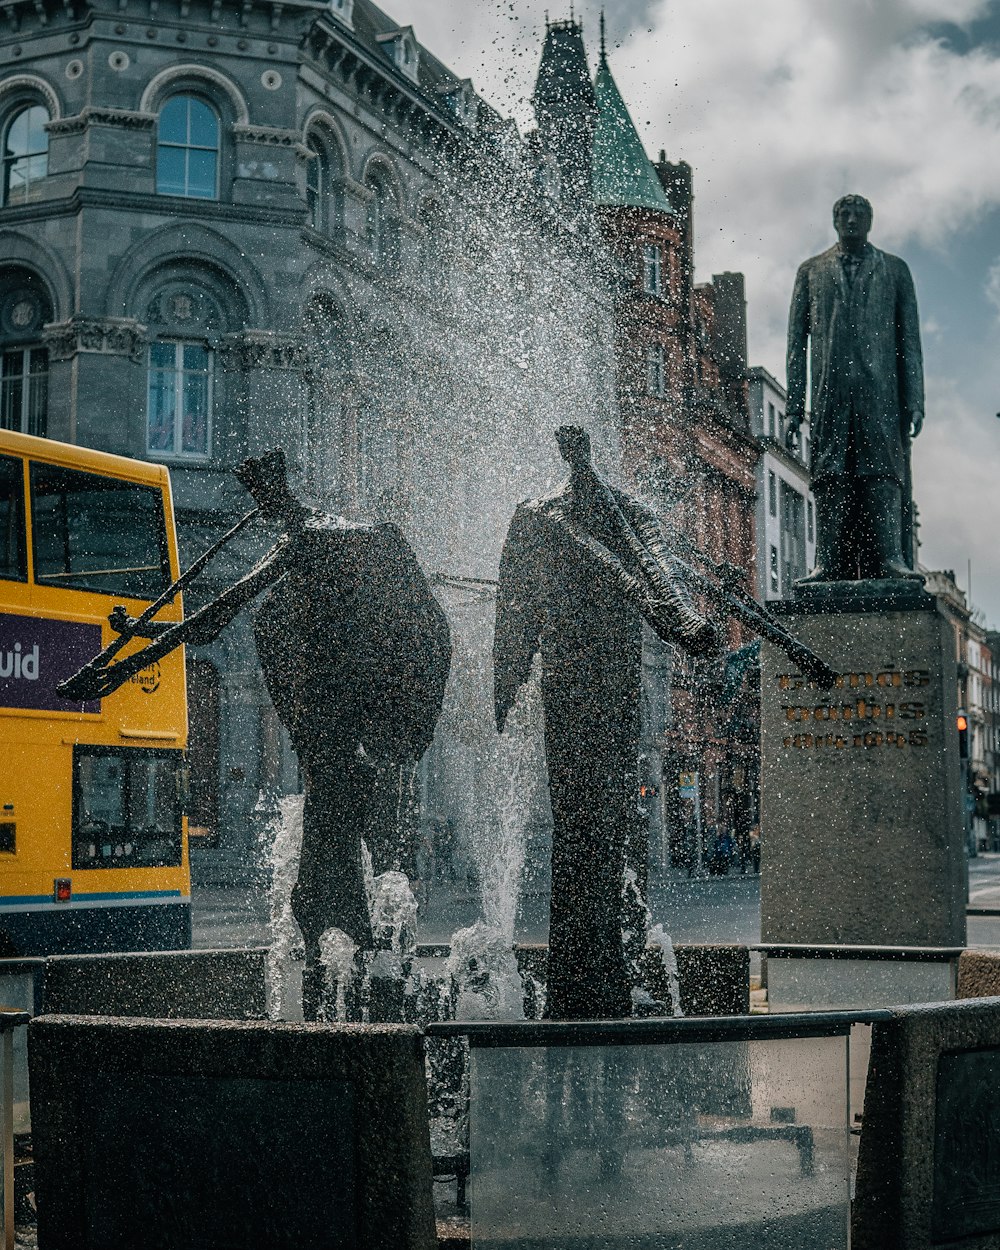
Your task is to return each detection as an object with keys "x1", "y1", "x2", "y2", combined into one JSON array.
[
  {"x1": 761, "y1": 602, "x2": 966, "y2": 946},
  {"x1": 853, "y1": 995, "x2": 1000, "y2": 1249},
  {"x1": 29, "y1": 1015, "x2": 437, "y2": 1250},
  {"x1": 40, "y1": 947, "x2": 267, "y2": 1020},
  {"x1": 957, "y1": 950, "x2": 1000, "y2": 1000}
]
